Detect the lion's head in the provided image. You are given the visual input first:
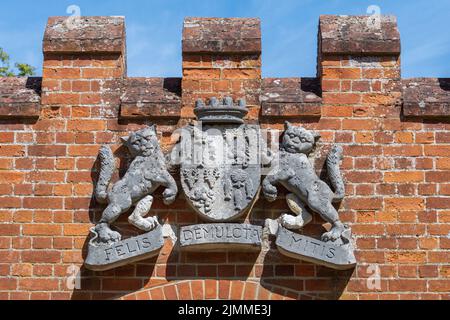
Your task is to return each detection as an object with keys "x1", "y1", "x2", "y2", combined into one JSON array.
[
  {"x1": 281, "y1": 121, "x2": 321, "y2": 155},
  {"x1": 121, "y1": 125, "x2": 160, "y2": 157}
]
